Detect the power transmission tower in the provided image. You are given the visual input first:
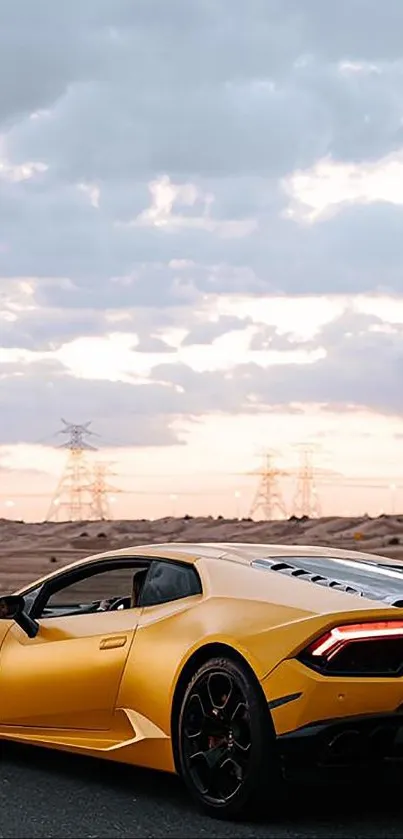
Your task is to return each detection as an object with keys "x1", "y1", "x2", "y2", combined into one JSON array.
[
  {"x1": 292, "y1": 444, "x2": 322, "y2": 518},
  {"x1": 45, "y1": 420, "x2": 97, "y2": 522},
  {"x1": 248, "y1": 450, "x2": 288, "y2": 520},
  {"x1": 89, "y1": 462, "x2": 122, "y2": 521}
]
